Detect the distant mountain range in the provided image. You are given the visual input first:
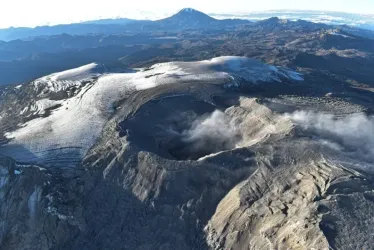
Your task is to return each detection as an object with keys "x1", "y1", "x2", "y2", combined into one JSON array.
[
  {"x1": 0, "y1": 23, "x2": 138, "y2": 42},
  {"x1": 1, "y1": 9, "x2": 374, "y2": 42},
  {"x1": 212, "y1": 10, "x2": 374, "y2": 31},
  {"x1": 1, "y1": 8, "x2": 374, "y2": 42},
  {"x1": 0, "y1": 8, "x2": 250, "y2": 41}
]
